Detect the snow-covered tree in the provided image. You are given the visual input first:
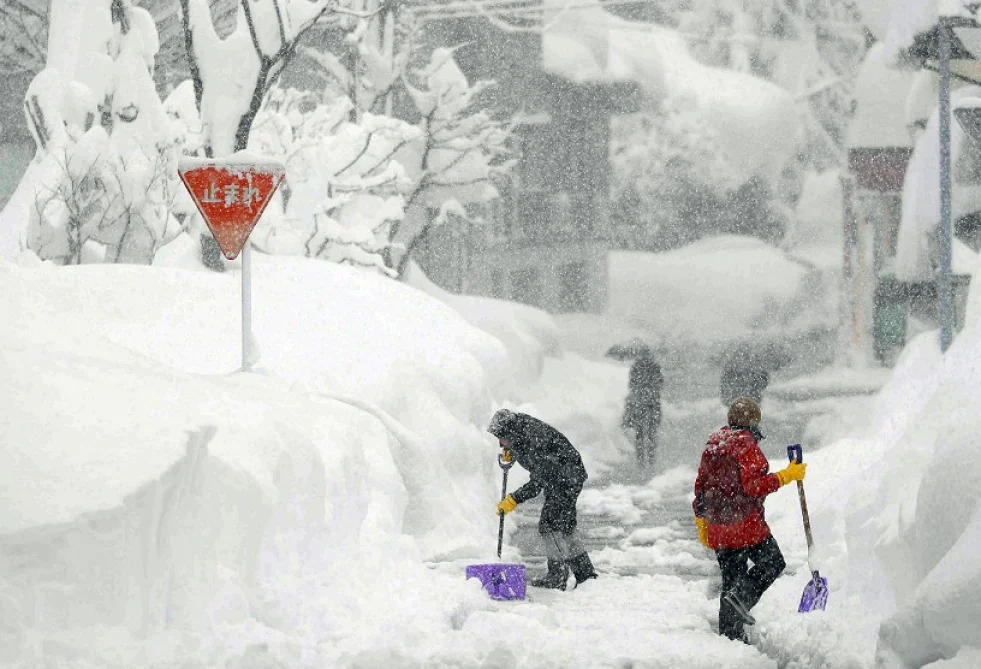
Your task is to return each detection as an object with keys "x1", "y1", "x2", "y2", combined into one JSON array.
[
  {"x1": 247, "y1": 87, "x2": 419, "y2": 274},
  {"x1": 241, "y1": 15, "x2": 511, "y2": 277},
  {"x1": 387, "y1": 46, "x2": 512, "y2": 276},
  {"x1": 177, "y1": 0, "x2": 341, "y2": 156},
  {"x1": 24, "y1": 0, "x2": 183, "y2": 265}
]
